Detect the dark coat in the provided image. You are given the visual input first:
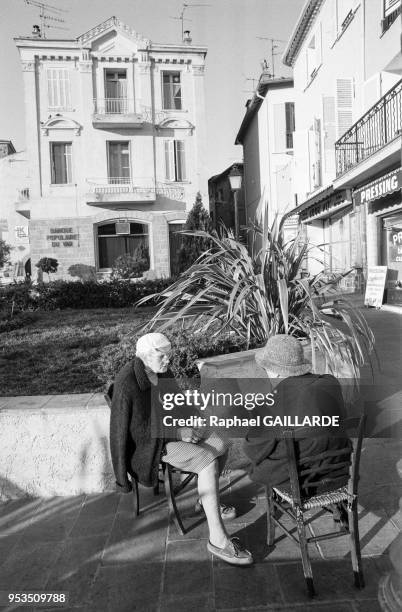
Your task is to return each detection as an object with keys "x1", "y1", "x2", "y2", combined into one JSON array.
[
  {"x1": 109, "y1": 356, "x2": 166, "y2": 492},
  {"x1": 244, "y1": 374, "x2": 352, "y2": 491}
]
